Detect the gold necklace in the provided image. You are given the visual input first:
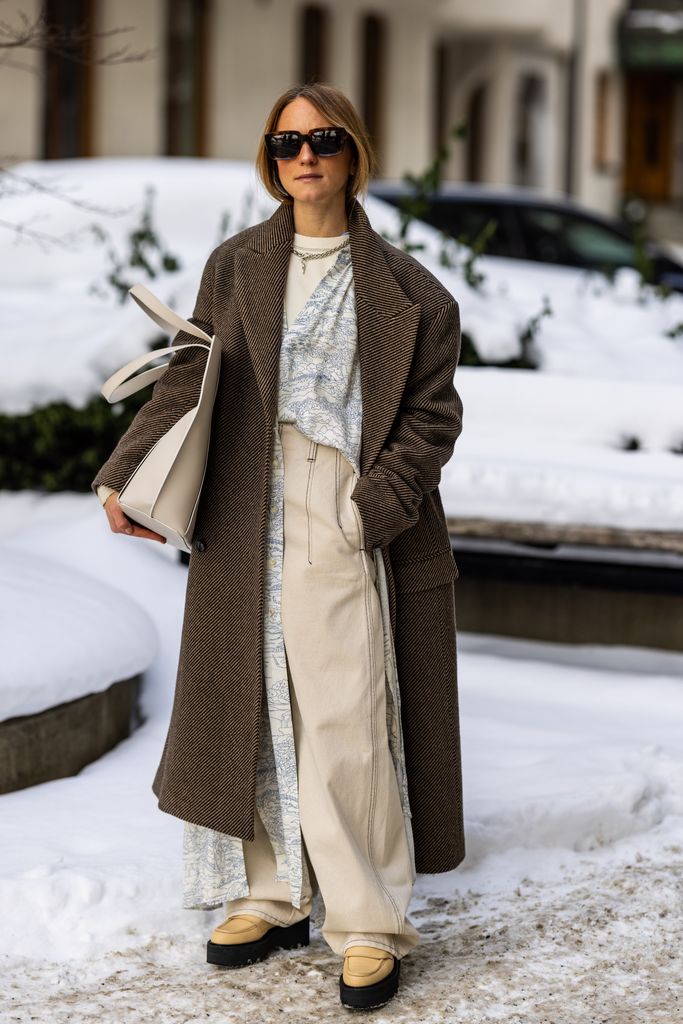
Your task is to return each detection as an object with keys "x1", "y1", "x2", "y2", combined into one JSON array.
[{"x1": 291, "y1": 236, "x2": 350, "y2": 274}]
